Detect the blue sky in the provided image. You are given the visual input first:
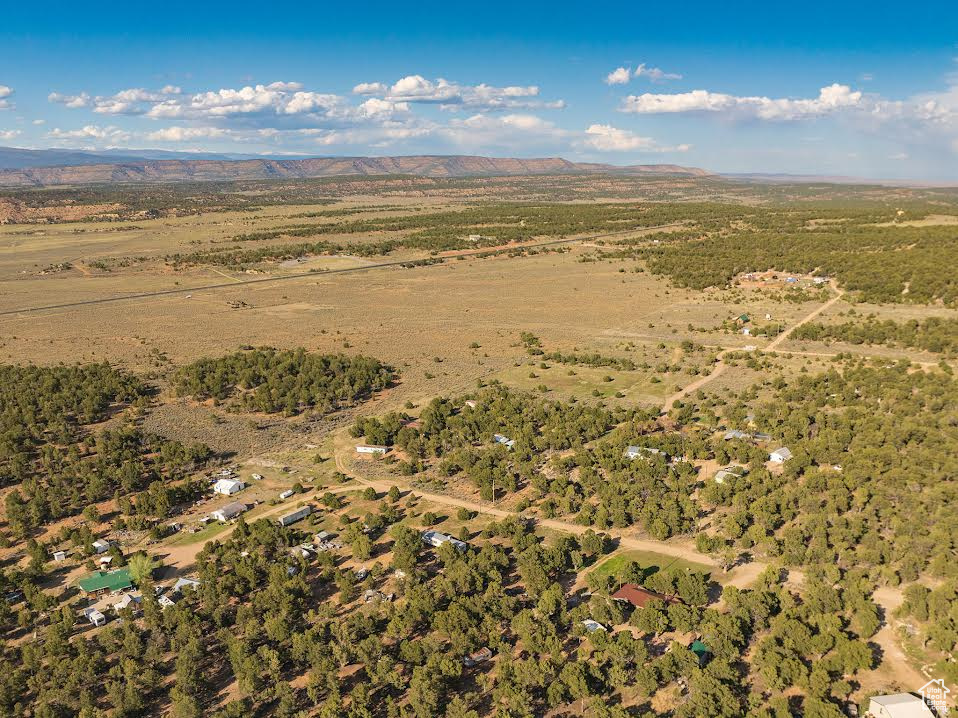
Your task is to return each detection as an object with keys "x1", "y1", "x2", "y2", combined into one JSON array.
[{"x1": 2, "y1": 1, "x2": 958, "y2": 179}]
